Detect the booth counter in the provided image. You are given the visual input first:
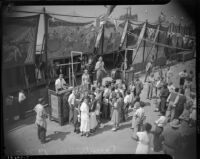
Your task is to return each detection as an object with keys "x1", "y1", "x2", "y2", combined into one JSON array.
[{"x1": 48, "y1": 89, "x2": 71, "y2": 126}]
